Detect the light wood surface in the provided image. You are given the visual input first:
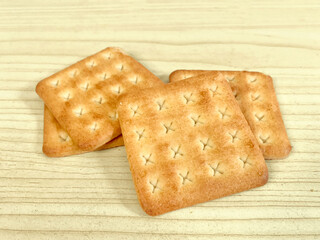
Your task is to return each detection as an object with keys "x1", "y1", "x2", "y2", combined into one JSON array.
[{"x1": 0, "y1": 0, "x2": 319, "y2": 239}]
